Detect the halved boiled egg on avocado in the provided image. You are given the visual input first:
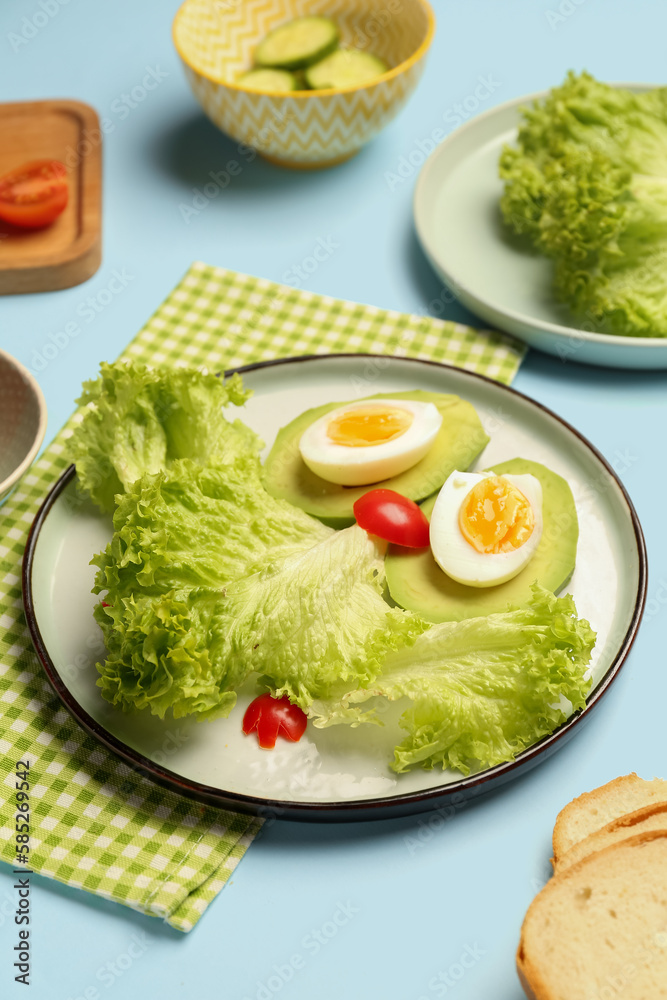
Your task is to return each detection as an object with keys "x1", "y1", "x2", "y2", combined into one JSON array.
[
  {"x1": 262, "y1": 391, "x2": 490, "y2": 527},
  {"x1": 298, "y1": 399, "x2": 443, "y2": 487},
  {"x1": 429, "y1": 470, "x2": 543, "y2": 588},
  {"x1": 385, "y1": 458, "x2": 578, "y2": 622}
]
